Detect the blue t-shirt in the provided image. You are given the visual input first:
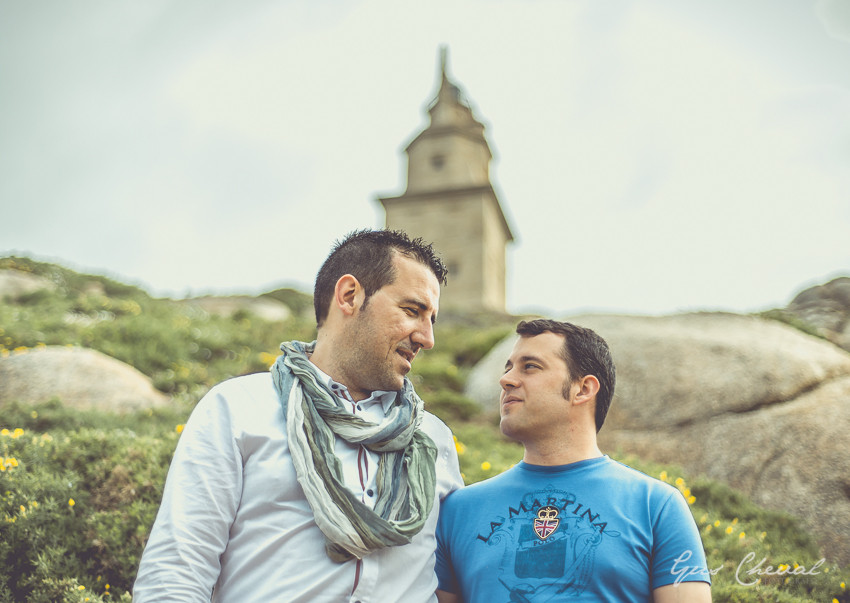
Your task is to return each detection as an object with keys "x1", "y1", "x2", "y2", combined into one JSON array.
[{"x1": 436, "y1": 456, "x2": 710, "y2": 602}]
